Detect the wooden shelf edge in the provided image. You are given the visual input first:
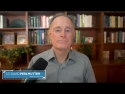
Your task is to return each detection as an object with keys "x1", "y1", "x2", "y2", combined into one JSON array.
[
  {"x1": 103, "y1": 60, "x2": 125, "y2": 65},
  {"x1": 91, "y1": 59, "x2": 125, "y2": 66},
  {"x1": 1, "y1": 44, "x2": 28, "y2": 46},
  {"x1": 0, "y1": 63, "x2": 27, "y2": 70},
  {"x1": 0, "y1": 11, "x2": 26, "y2": 16},
  {"x1": 72, "y1": 43, "x2": 101, "y2": 45},
  {"x1": 28, "y1": 27, "x2": 48, "y2": 30},
  {"x1": 104, "y1": 12, "x2": 125, "y2": 15},
  {"x1": 104, "y1": 43, "x2": 125, "y2": 44},
  {"x1": 31, "y1": 44, "x2": 52, "y2": 46},
  {"x1": 67, "y1": 11, "x2": 101, "y2": 14},
  {"x1": 75, "y1": 27, "x2": 100, "y2": 29},
  {"x1": 104, "y1": 27, "x2": 125, "y2": 30},
  {"x1": 0, "y1": 28, "x2": 26, "y2": 31}
]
